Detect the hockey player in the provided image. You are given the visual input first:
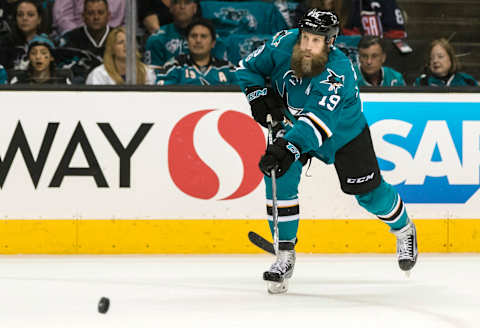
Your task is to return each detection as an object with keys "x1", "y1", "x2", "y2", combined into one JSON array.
[
  {"x1": 355, "y1": 35, "x2": 405, "y2": 86},
  {"x1": 236, "y1": 9, "x2": 418, "y2": 294},
  {"x1": 155, "y1": 18, "x2": 237, "y2": 86}
]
